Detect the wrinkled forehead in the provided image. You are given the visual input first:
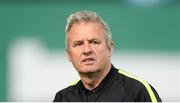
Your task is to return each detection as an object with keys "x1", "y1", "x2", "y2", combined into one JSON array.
[
  {"x1": 67, "y1": 22, "x2": 108, "y2": 44},
  {"x1": 65, "y1": 21, "x2": 110, "y2": 48}
]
